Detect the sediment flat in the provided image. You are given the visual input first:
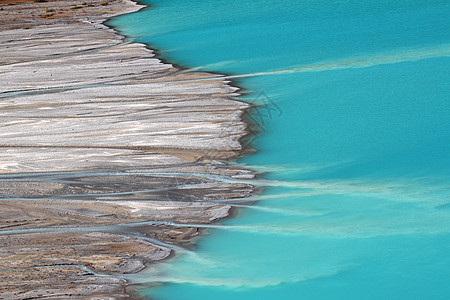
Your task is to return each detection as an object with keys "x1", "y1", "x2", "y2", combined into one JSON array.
[{"x1": 0, "y1": 0, "x2": 253, "y2": 298}]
